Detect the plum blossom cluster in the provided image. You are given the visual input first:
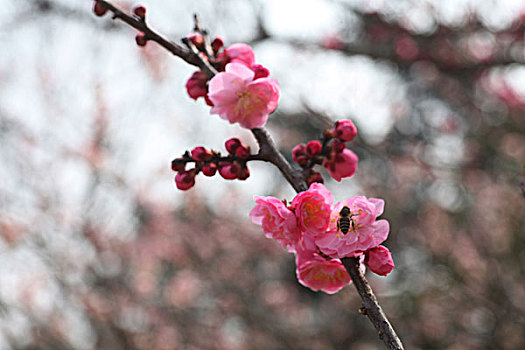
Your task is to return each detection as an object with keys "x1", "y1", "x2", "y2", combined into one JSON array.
[
  {"x1": 250, "y1": 183, "x2": 394, "y2": 294},
  {"x1": 171, "y1": 138, "x2": 251, "y2": 190},
  {"x1": 185, "y1": 39, "x2": 280, "y2": 129},
  {"x1": 293, "y1": 119, "x2": 359, "y2": 185},
  {"x1": 93, "y1": 2, "x2": 394, "y2": 295}
]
